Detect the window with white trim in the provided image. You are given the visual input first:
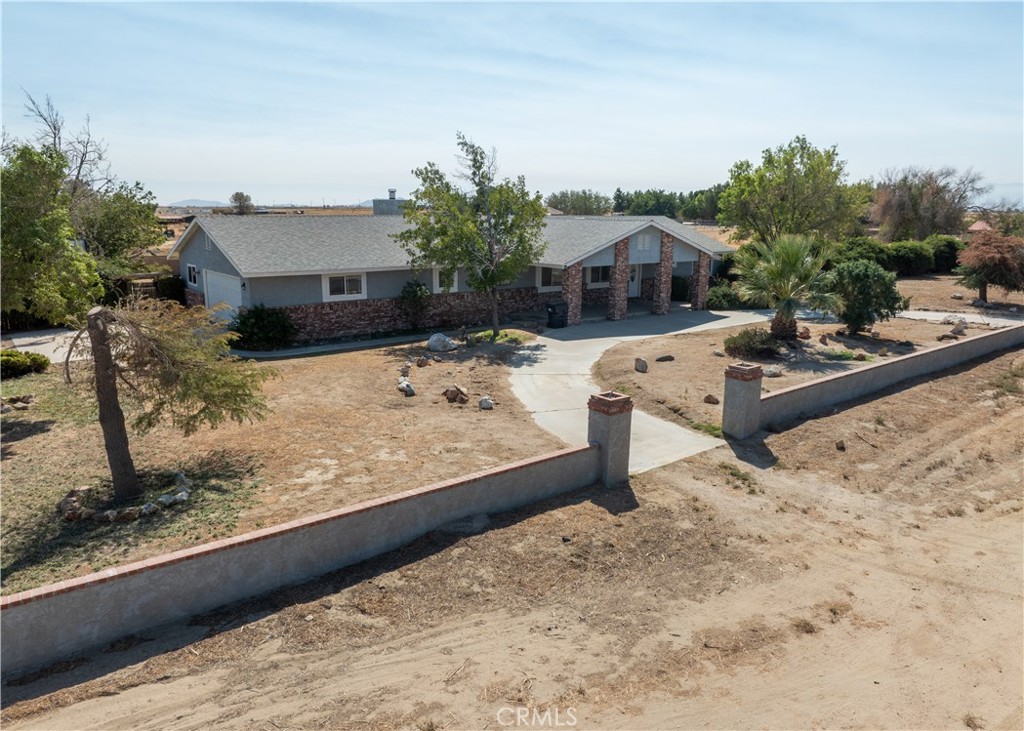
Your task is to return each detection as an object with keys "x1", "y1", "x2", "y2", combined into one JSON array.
[
  {"x1": 538, "y1": 267, "x2": 563, "y2": 291},
  {"x1": 187, "y1": 264, "x2": 199, "y2": 286},
  {"x1": 638, "y1": 232, "x2": 657, "y2": 251},
  {"x1": 588, "y1": 265, "x2": 611, "y2": 287},
  {"x1": 322, "y1": 273, "x2": 367, "y2": 301}
]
